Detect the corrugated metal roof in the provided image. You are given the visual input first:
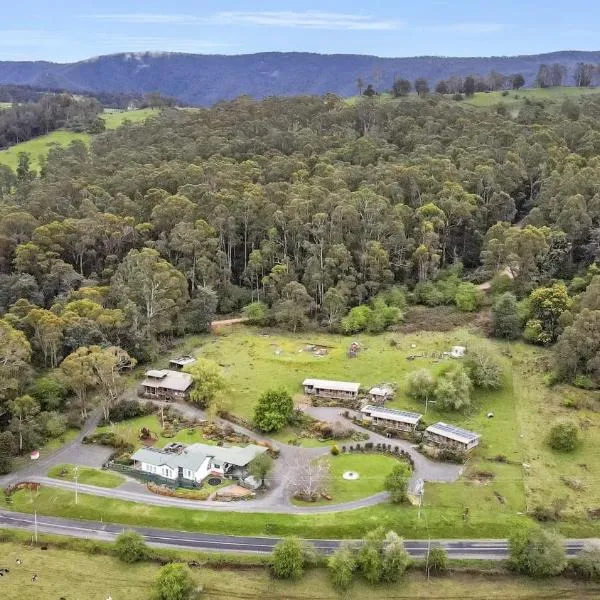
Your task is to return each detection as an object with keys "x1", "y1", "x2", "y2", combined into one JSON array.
[
  {"x1": 131, "y1": 447, "x2": 206, "y2": 471},
  {"x1": 369, "y1": 386, "x2": 393, "y2": 396},
  {"x1": 361, "y1": 405, "x2": 422, "y2": 425},
  {"x1": 132, "y1": 443, "x2": 268, "y2": 471},
  {"x1": 302, "y1": 378, "x2": 360, "y2": 392},
  {"x1": 425, "y1": 422, "x2": 480, "y2": 444},
  {"x1": 142, "y1": 369, "x2": 193, "y2": 391}
]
